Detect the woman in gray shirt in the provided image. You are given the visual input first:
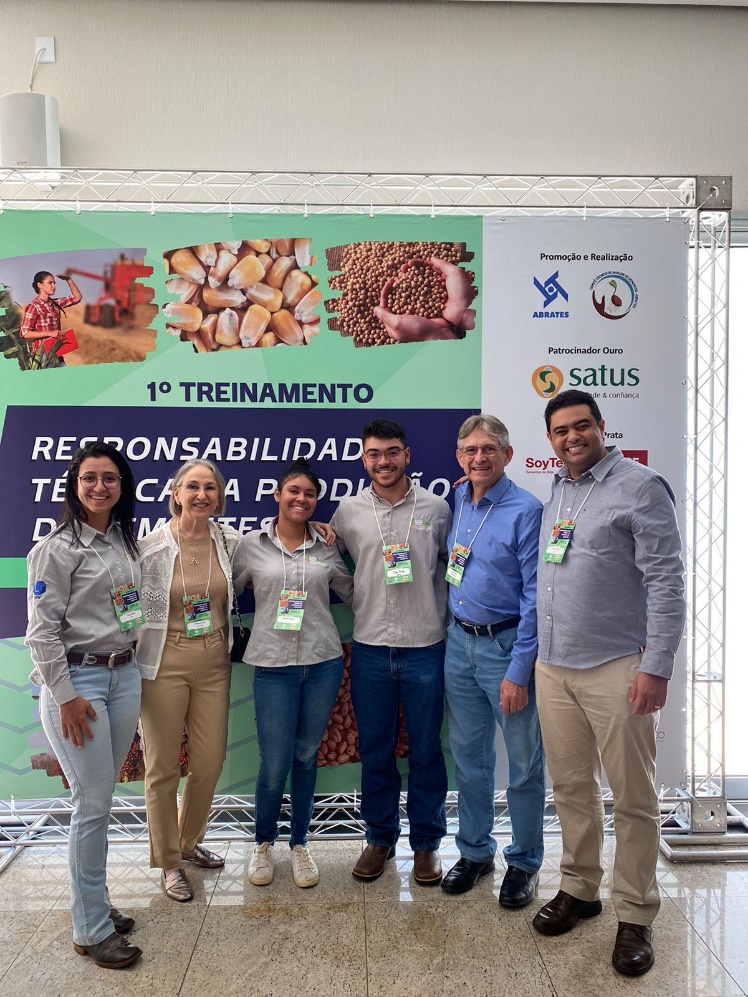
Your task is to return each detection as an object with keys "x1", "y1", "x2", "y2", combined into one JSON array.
[
  {"x1": 236, "y1": 458, "x2": 353, "y2": 889},
  {"x1": 25, "y1": 441, "x2": 143, "y2": 969}
]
